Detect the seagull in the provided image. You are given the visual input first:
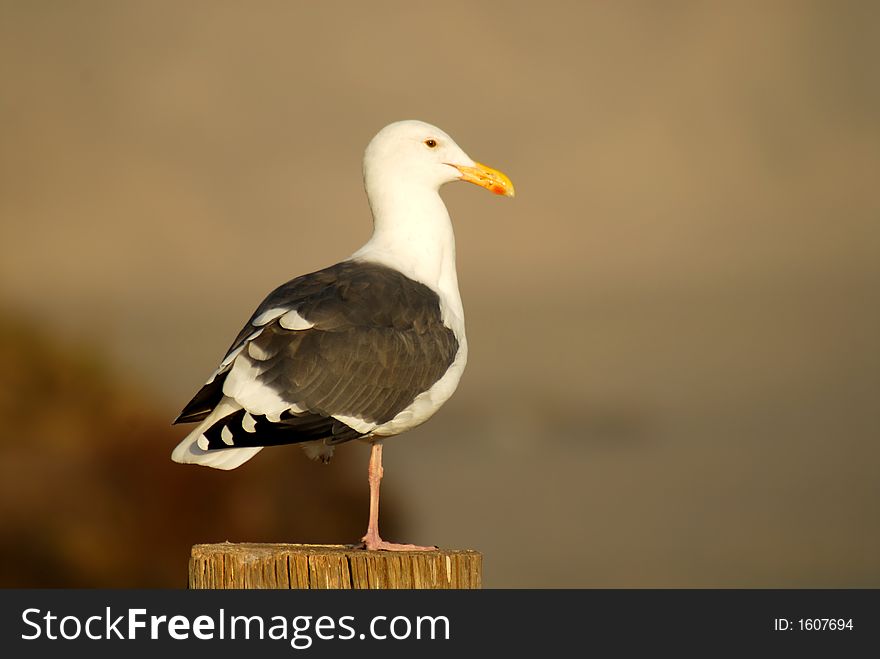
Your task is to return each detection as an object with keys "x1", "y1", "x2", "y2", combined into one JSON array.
[{"x1": 172, "y1": 120, "x2": 514, "y2": 550}]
